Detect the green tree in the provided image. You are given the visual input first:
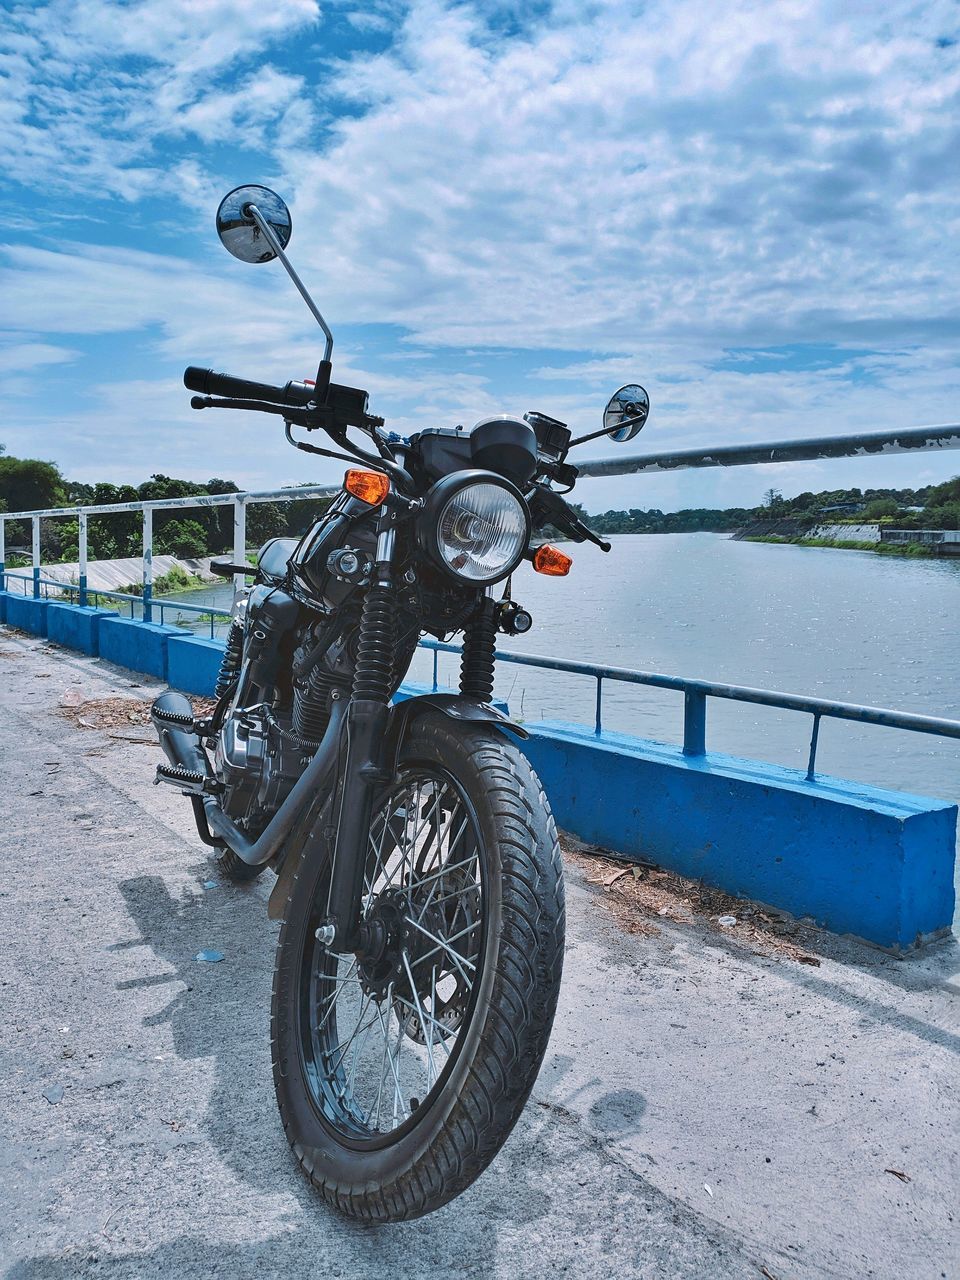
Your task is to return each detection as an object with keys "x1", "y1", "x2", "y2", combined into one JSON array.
[
  {"x1": 247, "y1": 502, "x2": 287, "y2": 546},
  {"x1": 864, "y1": 498, "x2": 897, "y2": 519},
  {"x1": 0, "y1": 455, "x2": 67, "y2": 512},
  {"x1": 88, "y1": 482, "x2": 140, "y2": 558},
  {"x1": 155, "y1": 519, "x2": 208, "y2": 558}
]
